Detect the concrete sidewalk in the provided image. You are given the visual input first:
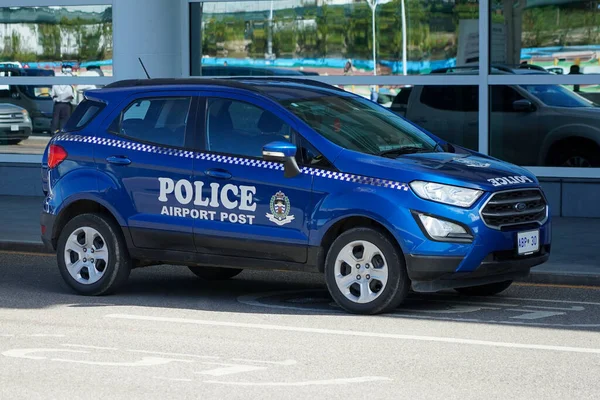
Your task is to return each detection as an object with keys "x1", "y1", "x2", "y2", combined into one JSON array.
[{"x1": 0, "y1": 195, "x2": 598, "y2": 285}]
